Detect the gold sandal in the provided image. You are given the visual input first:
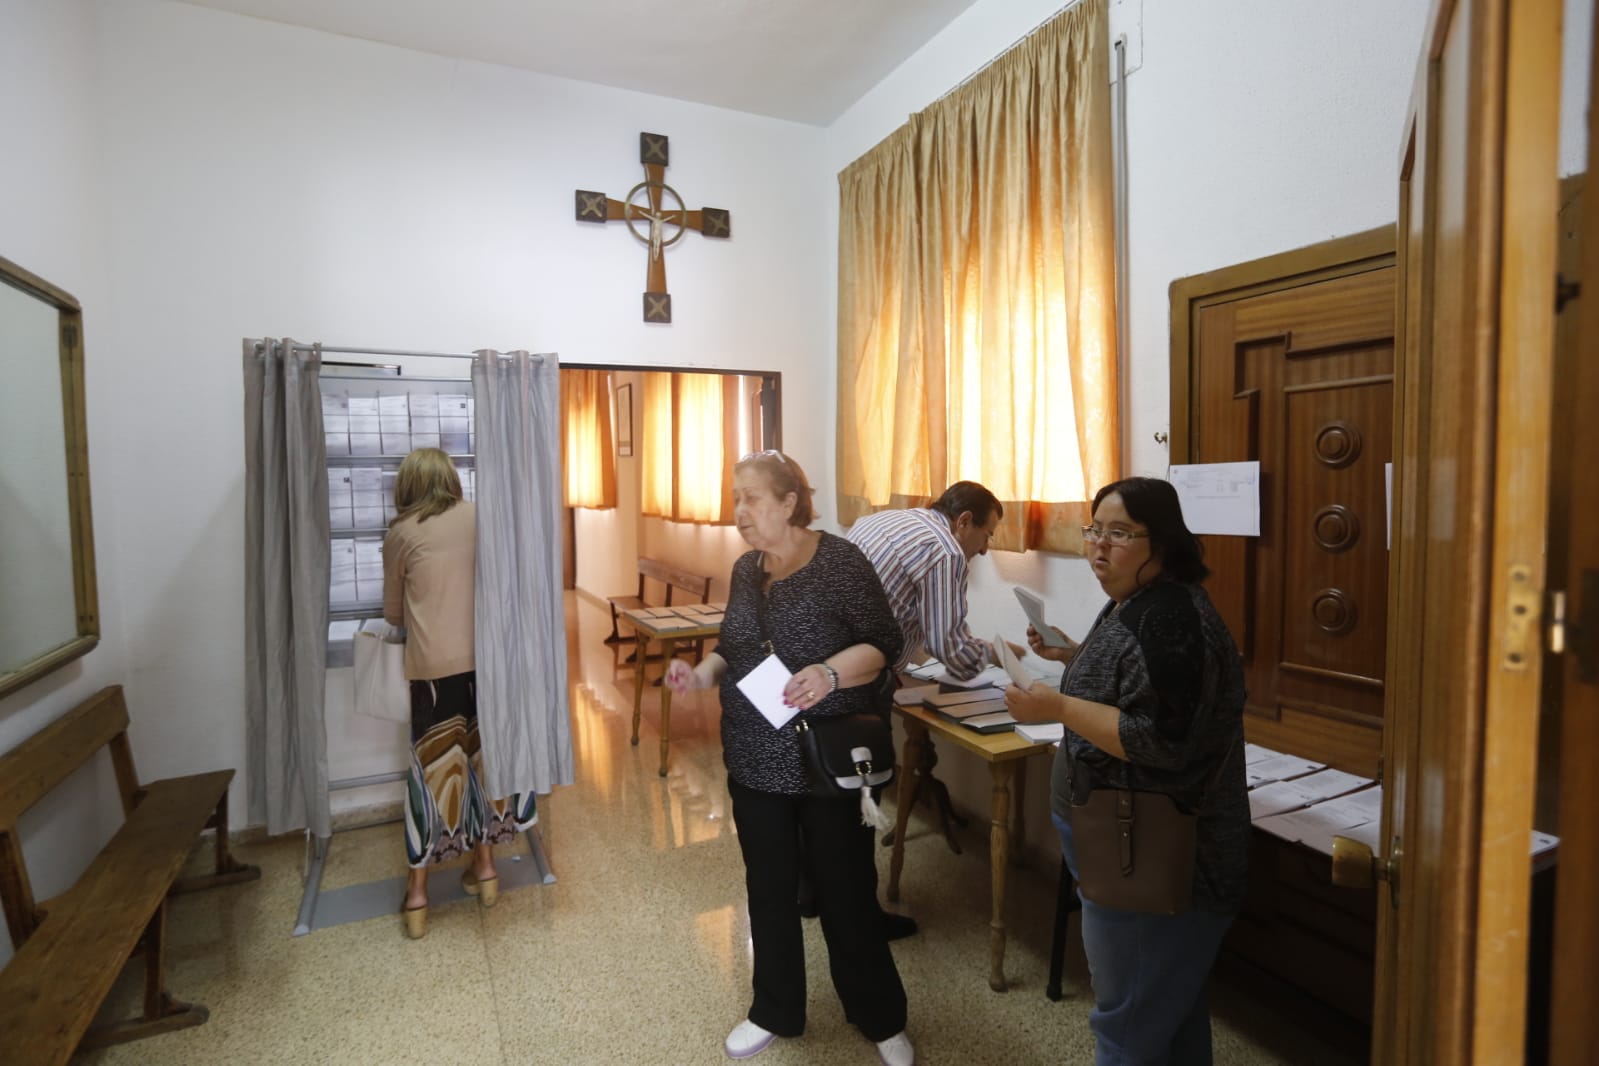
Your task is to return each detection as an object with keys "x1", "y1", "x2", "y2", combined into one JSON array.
[
  {"x1": 462, "y1": 870, "x2": 499, "y2": 908},
  {"x1": 402, "y1": 903, "x2": 428, "y2": 939}
]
